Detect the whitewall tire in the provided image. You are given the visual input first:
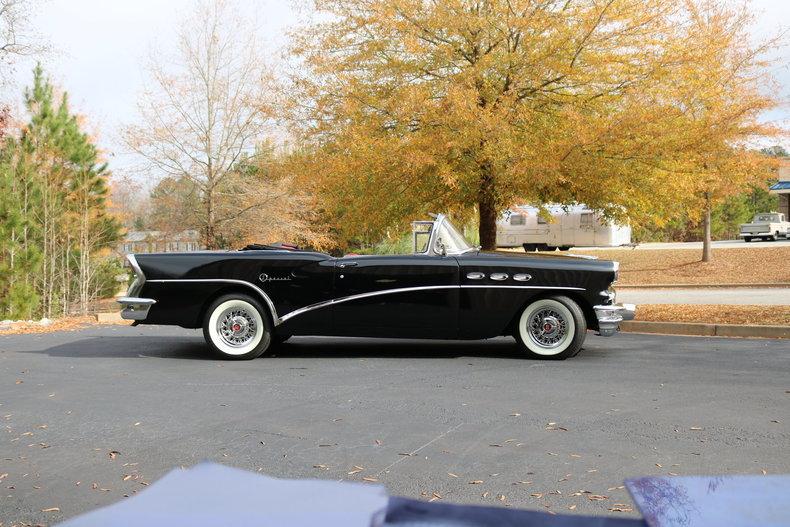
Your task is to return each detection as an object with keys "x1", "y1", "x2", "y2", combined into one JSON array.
[
  {"x1": 203, "y1": 294, "x2": 271, "y2": 360},
  {"x1": 515, "y1": 296, "x2": 587, "y2": 360}
]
